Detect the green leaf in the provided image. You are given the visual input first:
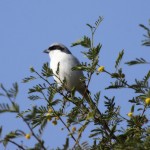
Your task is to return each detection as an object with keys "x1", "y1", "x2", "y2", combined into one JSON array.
[
  {"x1": 3, "y1": 140, "x2": 8, "y2": 147},
  {"x1": 104, "y1": 96, "x2": 115, "y2": 112},
  {"x1": 139, "y1": 23, "x2": 150, "y2": 46},
  {"x1": 40, "y1": 117, "x2": 48, "y2": 132},
  {"x1": 56, "y1": 62, "x2": 60, "y2": 75},
  {"x1": 86, "y1": 23, "x2": 93, "y2": 30},
  {"x1": 95, "y1": 16, "x2": 104, "y2": 29},
  {"x1": 9, "y1": 83, "x2": 18, "y2": 98},
  {"x1": 115, "y1": 50, "x2": 124, "y2": 69},
  {"x1": 32, "y1": 116, "x2": 47, "y2": 129},
  {"x1": 42, "y1": 63, "x2": 53, "y2": 77},
  {"x1": 71, "y1": 39, "x2": 84, "y2": 47},
  {"x1": 28, "y1": 84, "x2": 47, "y2": 94},
  {"x1": 0, "y1": 83, "x2": 18, "y2": 99},
  {"x1": 125, "y1": 58, "x2": 149, "y2": 66},
  {"x1": 28, "y1": 95, "x2": 41, "y2": 101},
  {"x1": 81, "y1": 43, "x2": 102, "y2": 61},
  {"x1": 110, "y1": 125, "x2": 117, "y2": 136},
  {"x1": 20, "y1": 107, "x2": 37, "y2": 122},
  {"x1": 22, "y1": 76, "x2": 36, "y2": 83},
  {"x1": 47, "y1": 86, "x2": 57, "y2": 102},
  {"x1": 4, "y1": 131, "x2": 22, "y2": 140},
  {"x1": 93, "y1": 91, "x2": 100, "y2": 105},
  {"x1": 72, "y1": 64, "x2": 91, "y2": 72},
  {"x1": 0, "y1": 126, "x2": 2, "y2": 137},
  {"x1": 142, "y1": 41, "x2": 150, "y2": 46},
  {"x1": 87, "y1": 16, "x2": 103, "y2": 34},
  {"x1": 80, "y1": 36, "x2": 91, "y2": 48},
  {"x1": 30, "y1": 66, "x2": 35, "y2": 72},
  {"x1": 91, "y1": 43, "x2": 101, "y2": 58},
  {"x1": 12, "y1": 102, "x2": 19, "y2": 112},
  {"x1": 81, "y1": 141, "x2": 91, "y2": 150},
  {"x1": 86, "y1": 112, "x2": 94, "y2": 120},
  {"x1": 131, "y1": 105, "x2": 135, "y2": 113},
  {"x1": 71, "y1": 36, "x2": 91, "y2": 48},
  {"x1": 137, "y1": 108, "x2": 143, "y2": 111},
  {"x1": 89, "y1": 128, "x2": 103, "y2": 138},
  {"x1": 139, "y1": 24, "x2": 150, "y2": 32},
  {"x1": 62, "y1": 138, "x2": 69, "y2": 150},
  {"x1": 143, "y1": 70, "x2": 150, "y2": 85},
  {"x1": 77, "y1": 121, "x2": 90, "y2": 142},
  {"x1": 50, "y1": 99, "x2": 61, "y2": 106},
  {"x1": 111, "y1": 73, "x2": 120, "y2": 78},
  {"x1": 0, "y1": 103, "x2": 19, "y2": 113},
  {"x1": 105, "y1": 80, "x2": 127, "y2": 89},
  {"x1": 0, "y1": 103, "x2": 10, "y2": 113}
]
